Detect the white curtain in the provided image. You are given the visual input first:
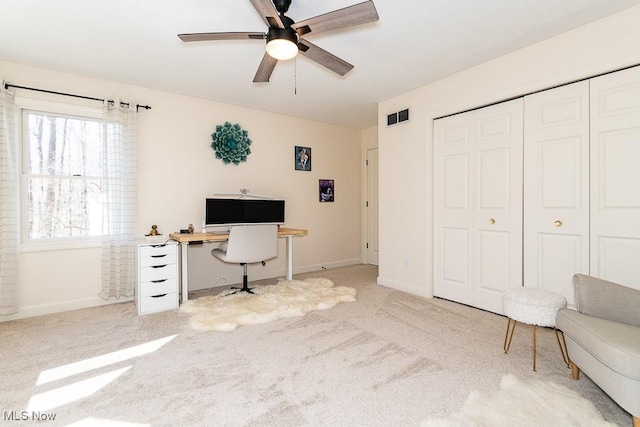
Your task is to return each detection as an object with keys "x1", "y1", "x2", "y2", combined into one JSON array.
[
  {"x1": 0, "y1": 85, "x2": 19, "y2": 315},
  {"x1": 100, "y1": 101, "x2": 138, "y2": 300}
]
